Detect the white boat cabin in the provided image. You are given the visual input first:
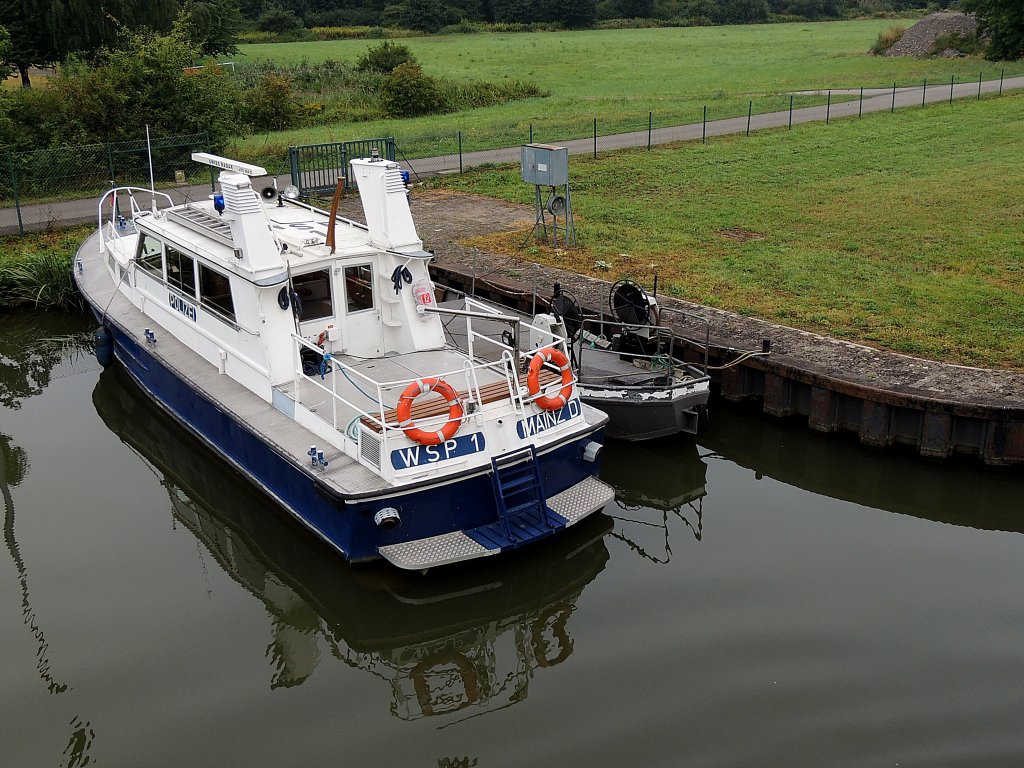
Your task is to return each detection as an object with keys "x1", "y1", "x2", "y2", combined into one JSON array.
[{"x1": 95, "y1": 153, "x2": 591, "y2": 488}]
